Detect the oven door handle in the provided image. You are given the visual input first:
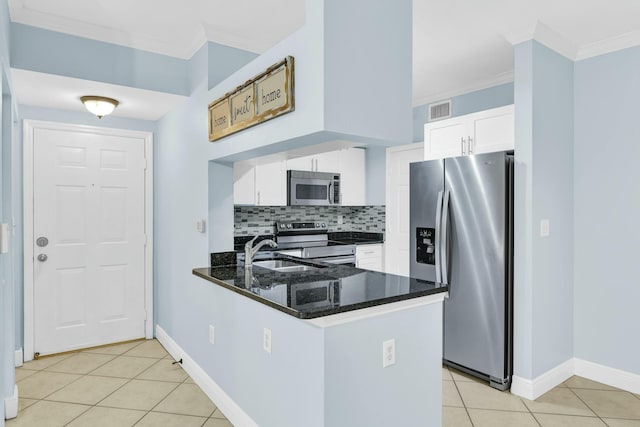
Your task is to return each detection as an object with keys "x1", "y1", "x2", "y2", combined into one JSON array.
[{"x1": 309, "y1": 255, "x2": 356, "y2": 265}]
